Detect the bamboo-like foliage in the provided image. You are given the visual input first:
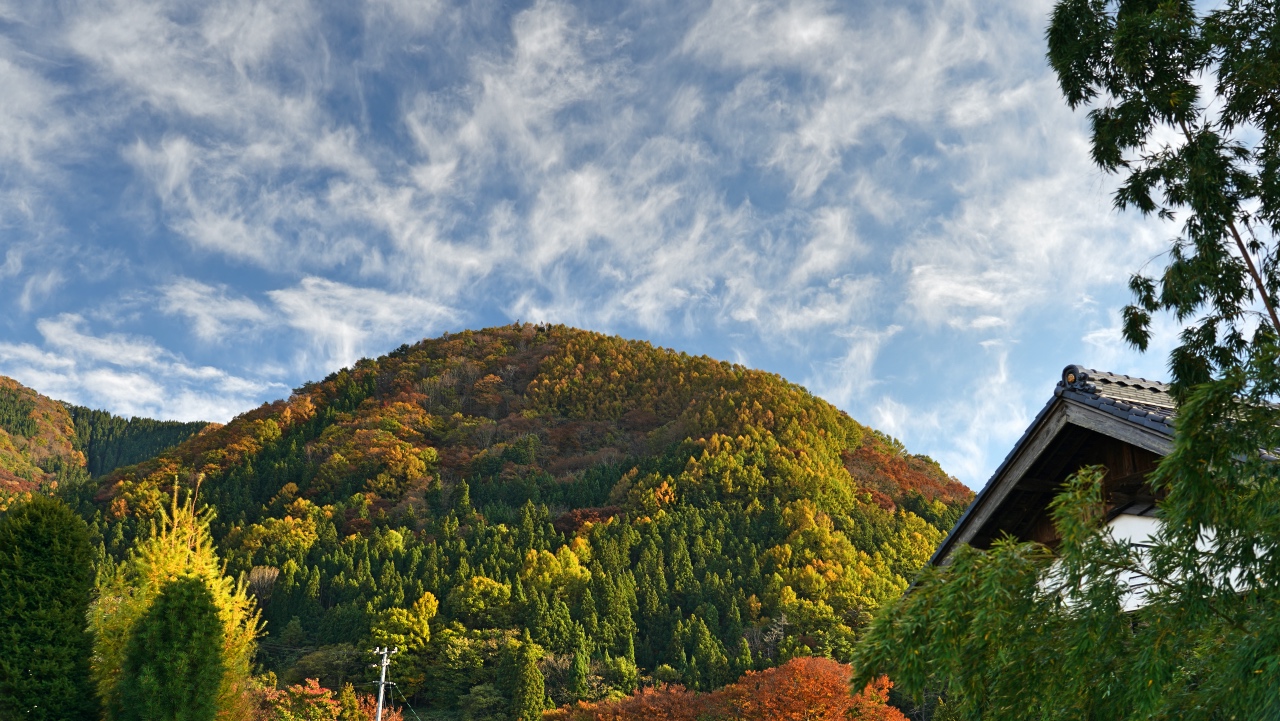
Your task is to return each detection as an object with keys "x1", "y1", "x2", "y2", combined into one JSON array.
[
  {"x1": 90, "y1": 488, "x2": 261, "y2": 719},
  {"x1": 852, "y1": 1, "x2": 1280, "y2": 716},
  {"x1": 854, "y1": 435, "x2": 1280, "y2": 718}
]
